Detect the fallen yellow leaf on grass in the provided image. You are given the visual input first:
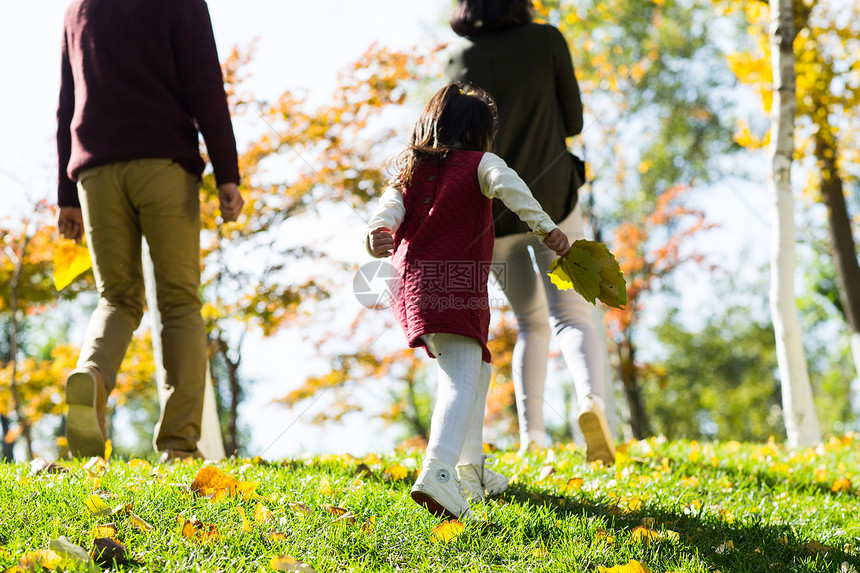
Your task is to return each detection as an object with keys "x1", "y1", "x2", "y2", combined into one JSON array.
[
  {"x1": 431, "y1": 520, "x2": 464, "y2": 543},
  {"x1": 12, "y1": 549, "x2": 63, "y2": 572},
  {"x1": 90, "y1": 523, "x2": 118, "y2": 538},
  {"x1": 384, "y1": 464, "x2": 408, "y2": 480},
  {"x1": 53, "y1": 239, "x2": 92, "y2": 291},
  {"x1": 237, "y1": 507, "x2": 252, "y2": 532},
  {"x1": 320, "y1": 477, "x2": 334, "y2": 496},
  {"x1": 598, "y1": 560, "x2": 652, "y2": 573},
  {"x1": 190, "y1": 465, "x2": 238, "y2": 498},
  {"x1": 715, "y1": 540, "x2": 735, "y2": 554},
  {"x1": 270, "y1": 555, "x2": 316, "y2": 572},
  {"x1": 254, "y1": 503, "x2": 274, "y2": 524},
  {"x1": 565, "y1": 477, "x2": 584, "y2": 491},
  {"x1": 85, "y1": 495, "x2": 112, "y2": 517},
  {"x1": 595, "y1": 529, "x2": 616, "y2": 544},
  {"x1": 128, "y1": 459, "x2": 151, "y2": 472},
  {"x1": 83, "y1": 456, "x2": 107, "y2": 477},
  {"x1": 324, "y1": 504, "x2": 348, "y2": 517},
  {"x1": 362, "y1": 515, "x2": 376, "y2": 534},
  {"x1": 181, "y1": 516, "x2": 220, "y2": 544},
  {"x1": 334, "y1": 512, "x2": 357, "y2": 525},
  {"x1": 127, "y1": 510, "x2": 154, "y2": 532},
  {"x1": 289, "y1": 502, "x2": 313, "y2": 516},
  {"x1": 630, "y1": 526, "x2": 660, "y2": 543},
  {"x1": 832, "y1": 477, "x2": 852, "y2": 493},
  {"x1": 268, "y1": 532, "x2": 287, "y2": 542}
]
